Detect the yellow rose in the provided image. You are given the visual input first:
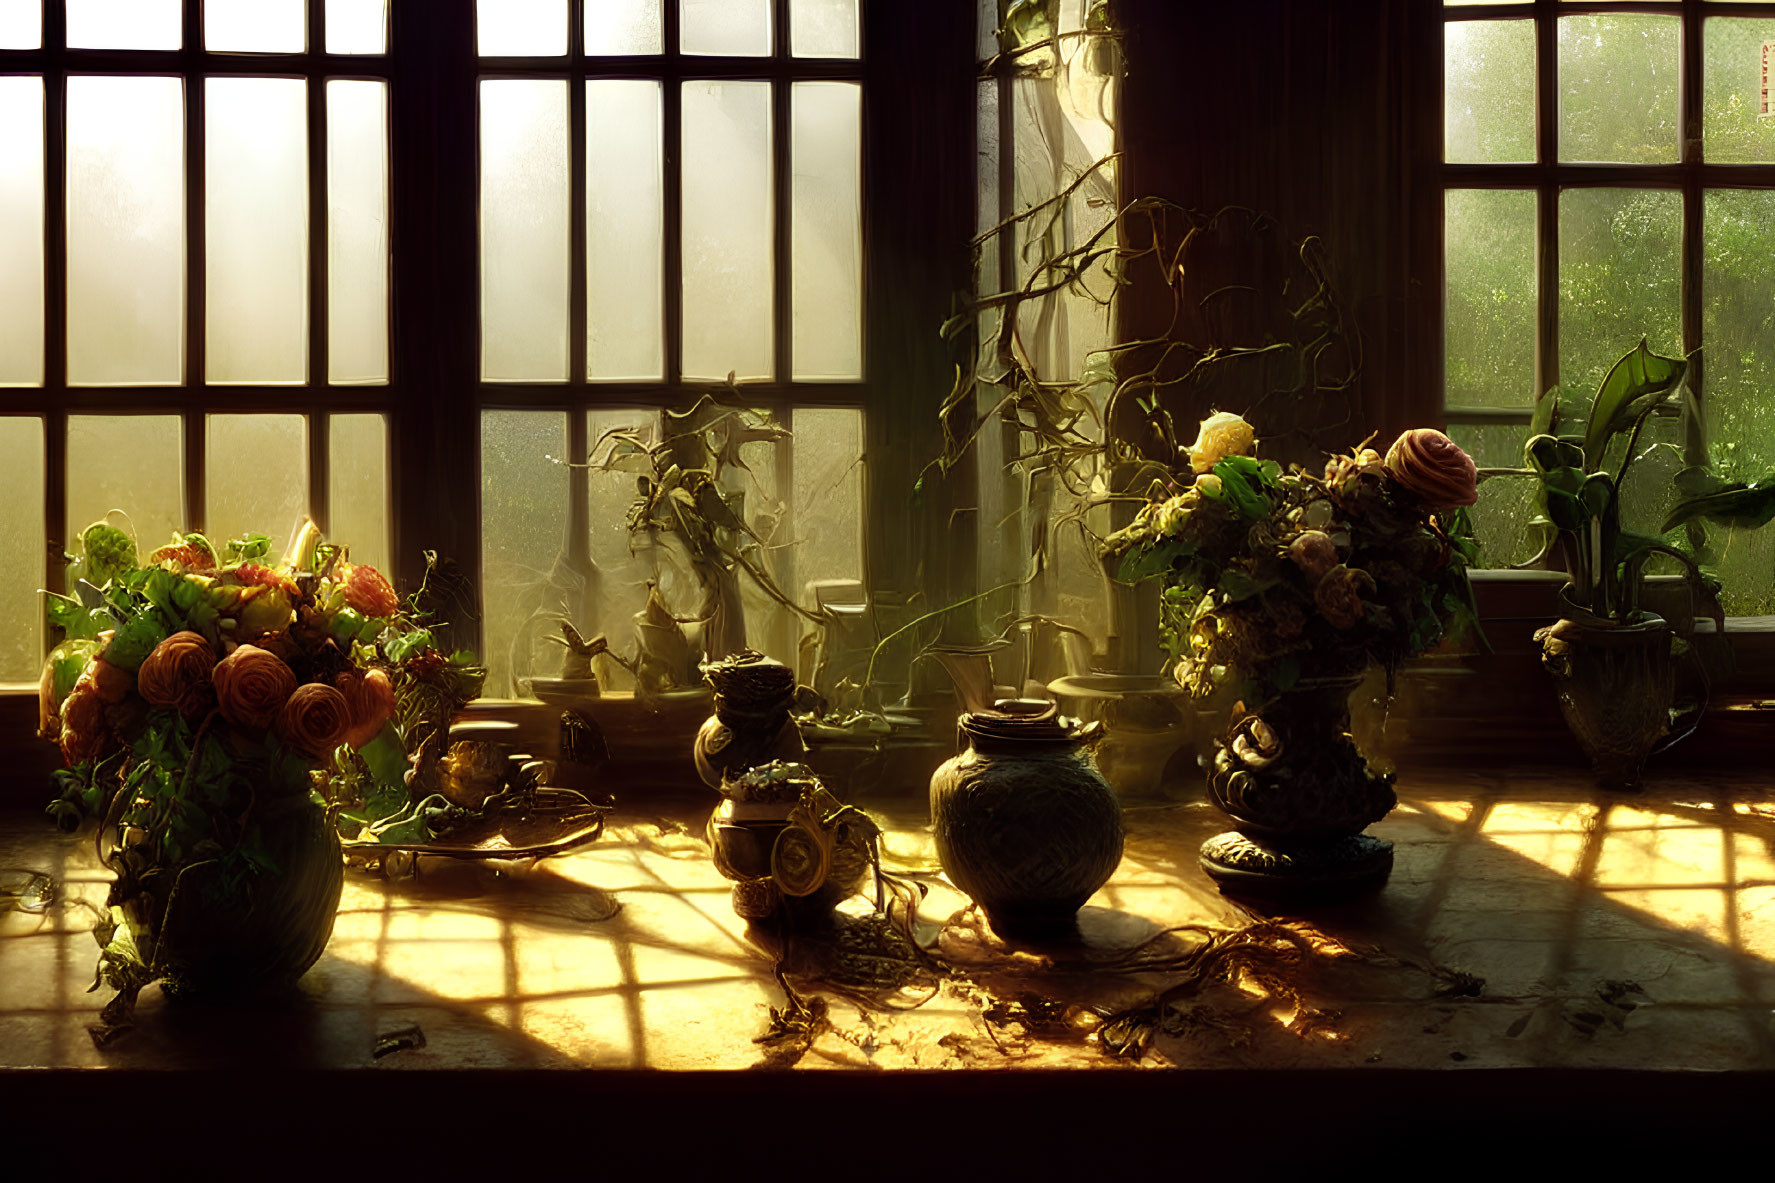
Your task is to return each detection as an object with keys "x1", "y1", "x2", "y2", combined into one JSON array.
[{"x1": 1186, "y1": 412, "x2": 1256, "y2": 474}]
